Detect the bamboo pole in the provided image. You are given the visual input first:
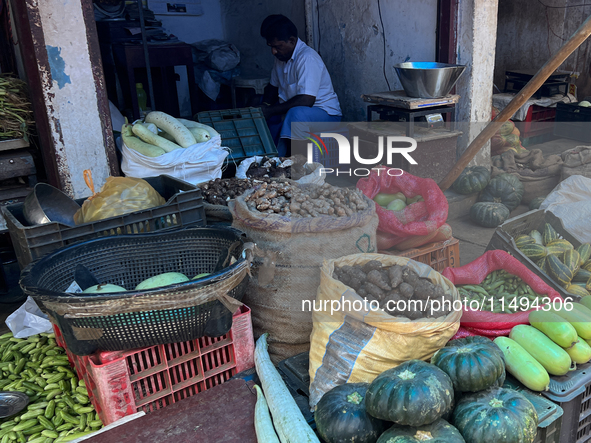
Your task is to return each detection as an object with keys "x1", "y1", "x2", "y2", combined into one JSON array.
[{"x1": 438, "y1": 13, "x2": 591, "y2": 192}]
